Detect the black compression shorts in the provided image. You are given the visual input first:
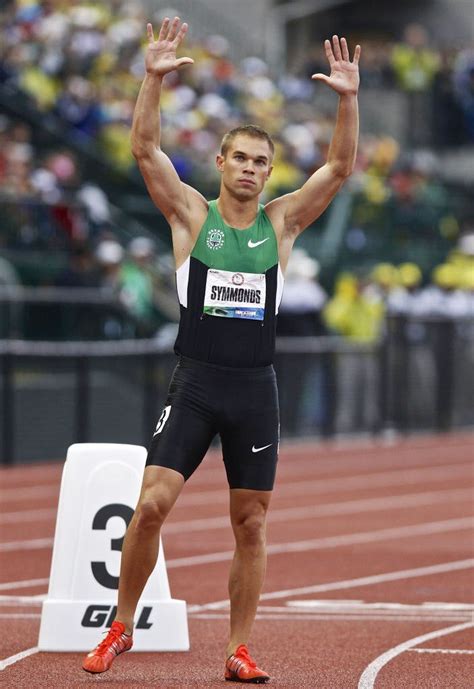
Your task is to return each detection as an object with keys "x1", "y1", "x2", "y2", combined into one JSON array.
[{"x1": 145, "y1": 356, "x2": 279, "y2": 491}]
